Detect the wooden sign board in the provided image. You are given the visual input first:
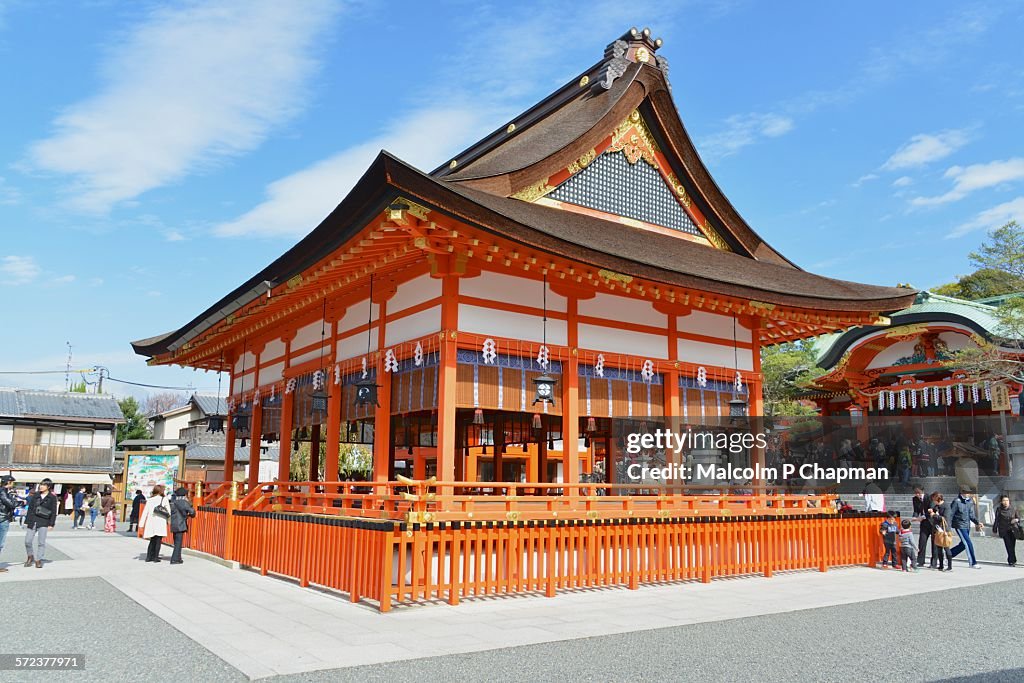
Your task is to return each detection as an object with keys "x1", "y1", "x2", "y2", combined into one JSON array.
[{"x1": 991, "y1": 383, "x2": 1011, "y2": 412}]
